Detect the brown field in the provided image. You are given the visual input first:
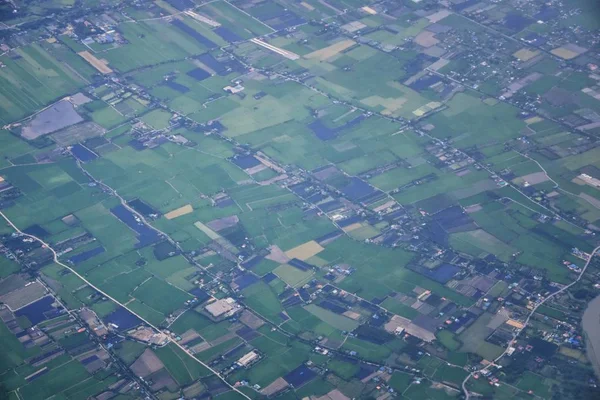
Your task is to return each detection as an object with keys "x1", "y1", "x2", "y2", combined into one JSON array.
[
  {"x1": 361, "y1": 95, "x2": 407, "y2": 115},
  {"x1": 208, "y1": 332, "x2": 236, "y2": 346},
  {"x1": 513, "y1": 48, "x2": 540, "y2": 61},
  {"x1": 266, "y1": 245, "x2": 291, "y2": 264},
  {"x1": 551, "y1": 47, "x2": 579, "y2": 60},
  {"x1": 245, "y1": 164, "x2": 267, "y2": 175},
  {"x1": 414, "y1": 31, "x2": 439, "y2": 48},
  {"x1": 300, "y1": 1, "x2": 314, "y2": 10},
  {"x1": 559, "y1": 346, "x2": 587, "y2": 362},
  {"x1": 179, "y1": 329, "x2": 202, "y2": 345},
  {"x1": 342, "y1": 222, "x2": 362, "y2": 233},
  {"x1": 240, "y1": 310, "x2": 265, "y2": 329},
  {"x1": 255, "y1": 153, "x2": 286, "y2": 173},
  {"x1": 426, "y1": 9, "x2": 451, "y2": 23},
  {"x1": 317, "y1": 389, "x2": 351, "y2": 400},
  {"x1": 0, "y1": 282, "x2": 46, "y2": 310},
  {"x1": 130, "y1": 349, "x2": 164, "y2": 377},
  {"x1": 343, "y1": 310, "x2": 361, "y2": 320},
  {"x1": 284, "y1": 240, "x2": 324, "y2": 260},
  {"x1": 361, "y1": 6, "x2": 377, "y2": 14},
  {"x1": 206, "y1": 215, "x2": 239, "y2": 231},
  {"x1": 512, "y1": 171, "x2": 550, "y2": 186},
  {"x1": 164, "y1": 204, "x2": 193, "y2": 220},
  {"x1": 261, "y1": 377, "x2": 289, "y2": 396},
  {"x1": 78, "y1": 51, "x2": 113, "y2": 74},
  {"x1": 305, "y1": 40, "x2": 356, "y2": 61},
  {"x1": 524, "y1": 116, "x2": 543, "y2": 125}
]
